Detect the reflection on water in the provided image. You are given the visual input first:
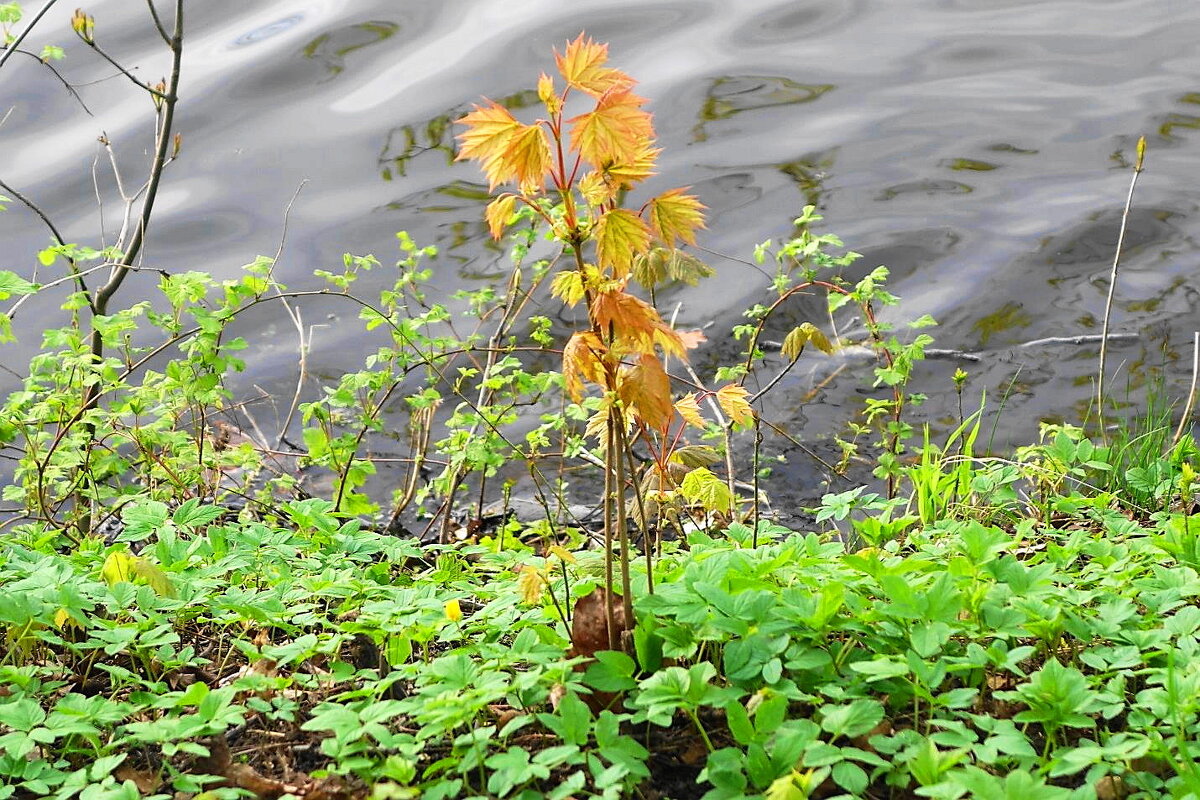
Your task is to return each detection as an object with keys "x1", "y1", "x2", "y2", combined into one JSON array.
[
  {"x1": 692, "y1": 75, "x2": 835, "y2": 142},
  {"x1": 377, "y1": 90, "x2": 540, "y2": 181},
  {"x1": 302, "y1": 21, "x2": 399, "y2": 79}
]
